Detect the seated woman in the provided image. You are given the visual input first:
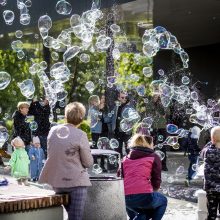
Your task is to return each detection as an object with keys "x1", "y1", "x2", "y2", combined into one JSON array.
[{"x1": 121, "y1": 133, "x2": 167, "y2": 220}]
